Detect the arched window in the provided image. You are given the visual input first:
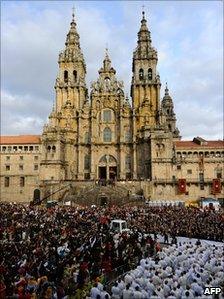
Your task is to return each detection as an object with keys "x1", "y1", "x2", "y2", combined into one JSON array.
[
  {"x1": 148, "y1": 68, "x2": 152, "y2": 80},
  {"x1": 103, "y1": 127, "x2": 112, "y2": 142},
  {"x1": 99, "y1": 155, "x2": 107, "y2": 164},
  {"x1": 109, "y1": 155, "x2": 116, "y2": 163},
  {"x1": 139, "y1": 68, "x2": 144, "y2": 80},
  {"x1": 47, "y1": 146, "x2": 51, "y2": 152},
  {"x1": 84, "y1": 155, "x2": 91, "y2": 170},
  {"x1": 52, "y1": 146, "x2": 56, "y2": 153},
  {"x1": 73, "y1": 70, "x2": 77, "y2": 82},
  {"x1": 64, "y1": 70, "x2": 68, "y2": 82}
]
